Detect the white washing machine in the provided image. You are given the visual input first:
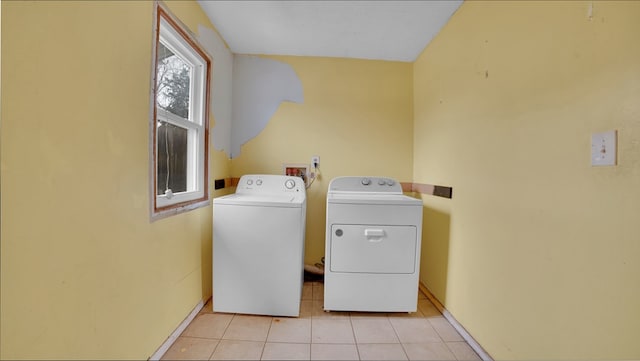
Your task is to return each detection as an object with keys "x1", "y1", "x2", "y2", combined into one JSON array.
[
  {"x1": 324, "y1": 176, "x2": 423, "y2": 313},
  {"x1": 213, "y1": 174, "x2": 306, "y2": 317}
]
